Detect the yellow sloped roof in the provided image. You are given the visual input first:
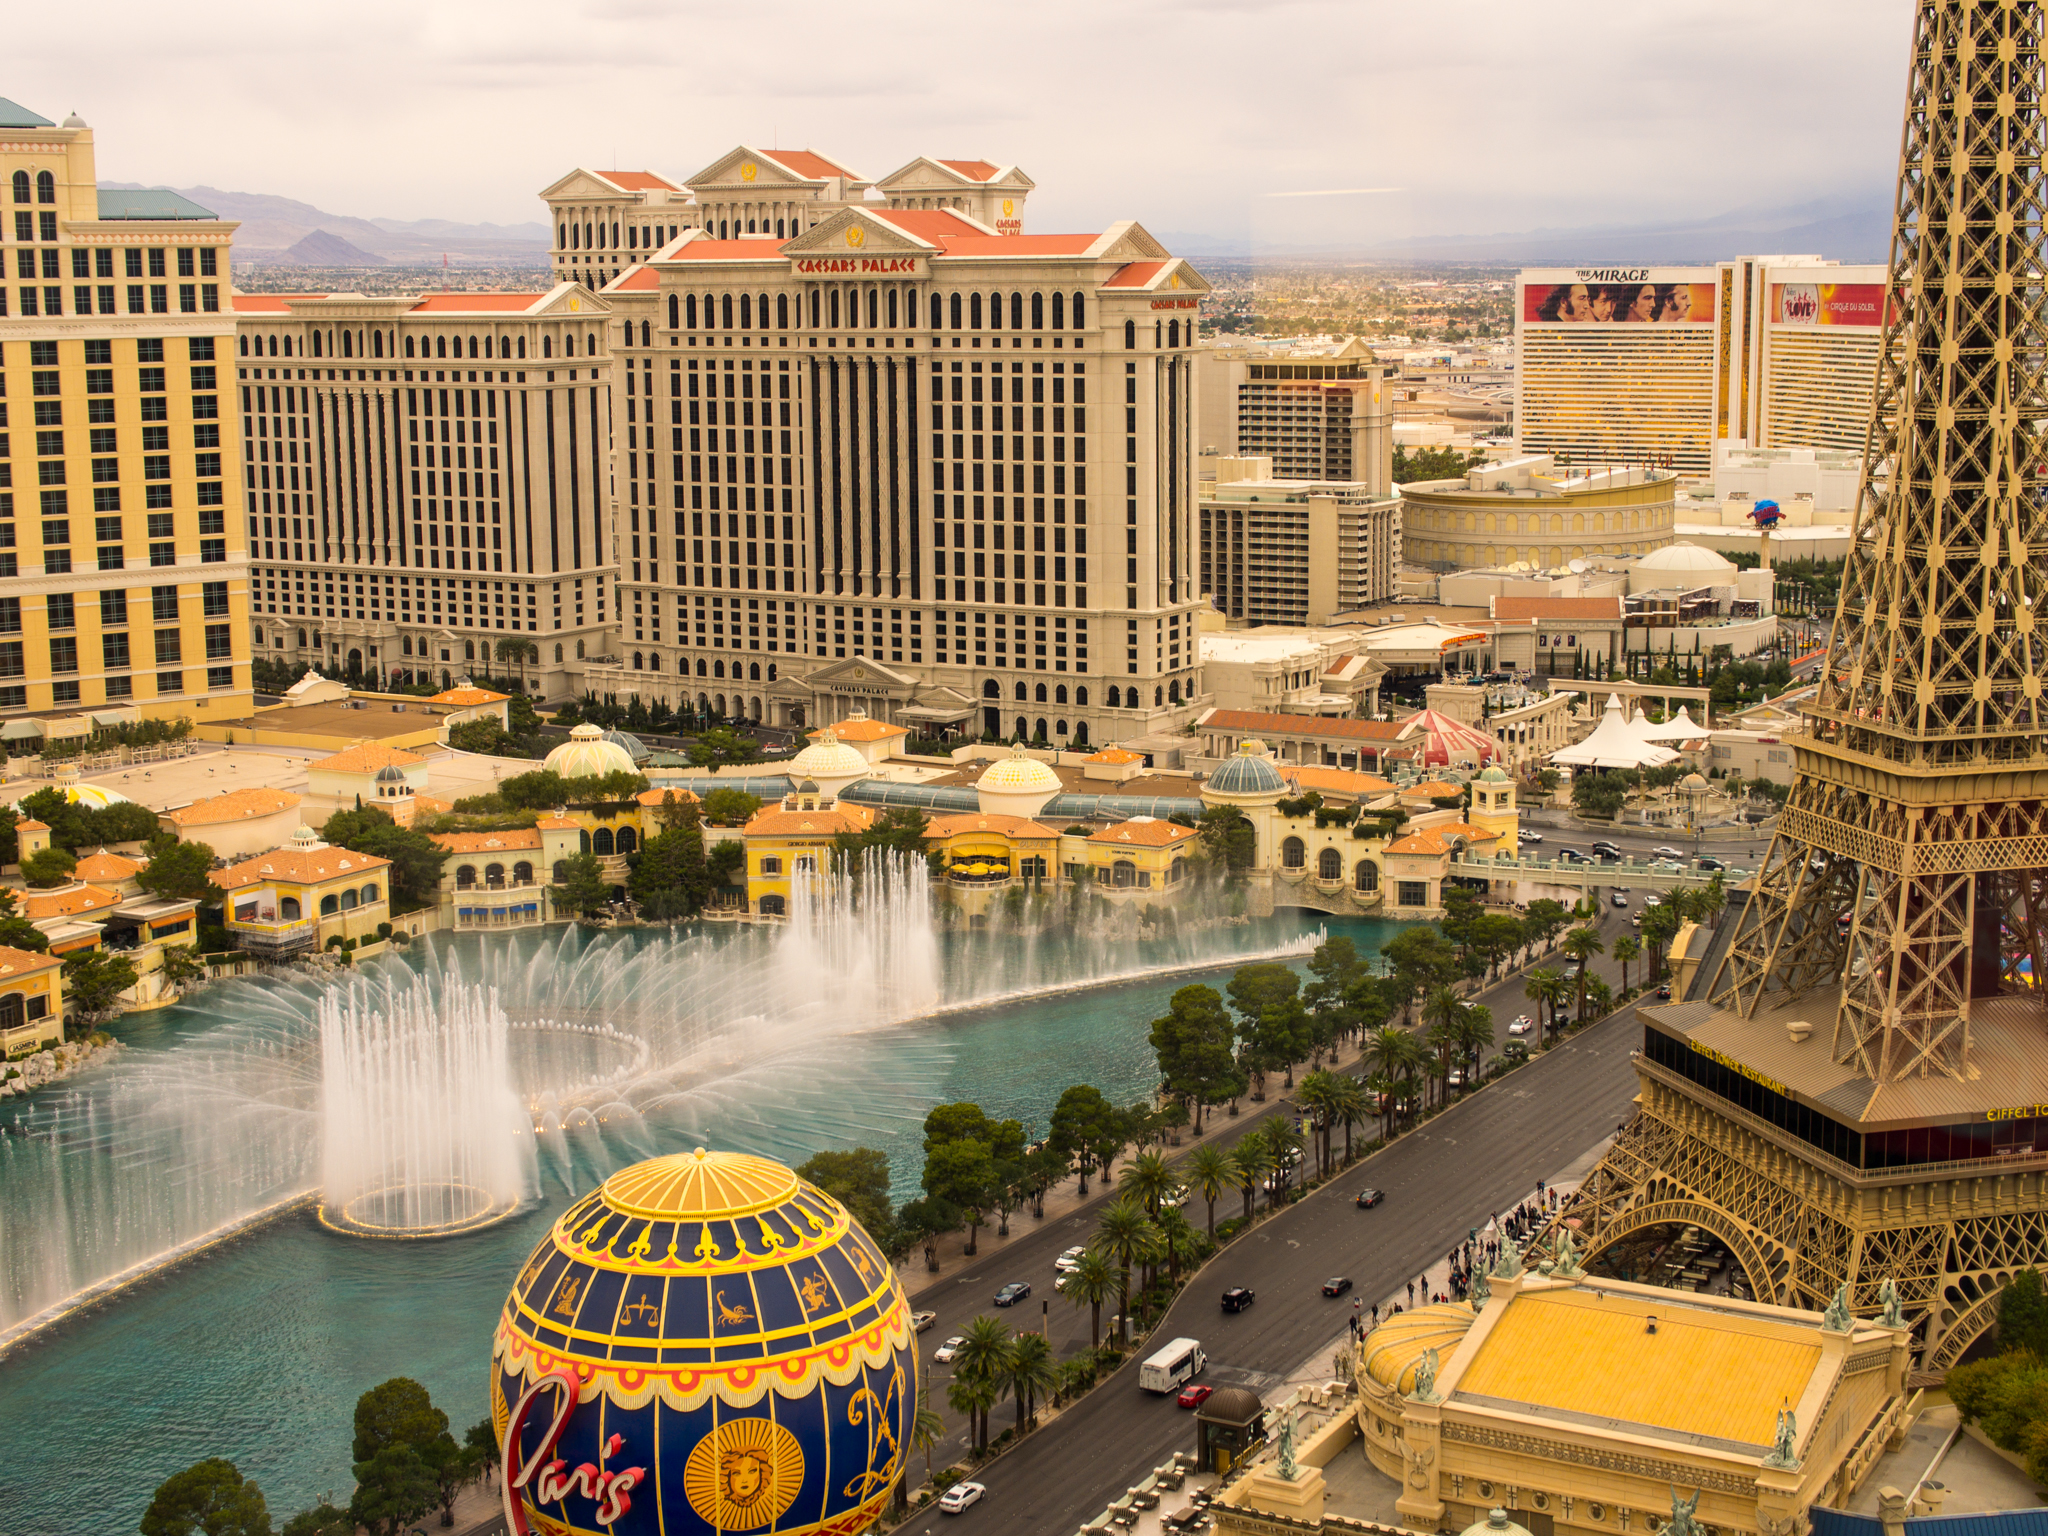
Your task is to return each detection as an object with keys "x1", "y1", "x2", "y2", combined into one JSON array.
[{"x1": 1458, "y1": 1288, "x2": 1820, "y2": 1447}]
